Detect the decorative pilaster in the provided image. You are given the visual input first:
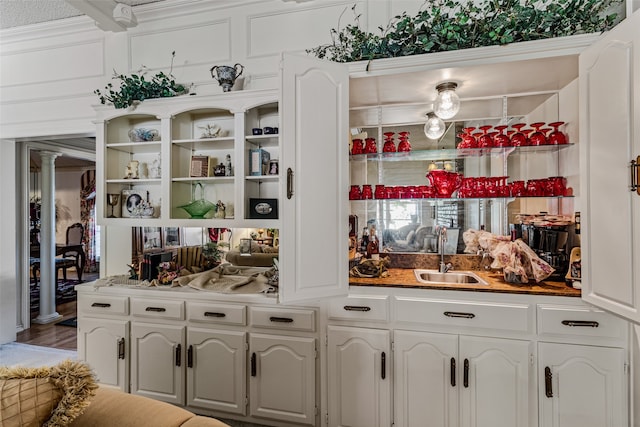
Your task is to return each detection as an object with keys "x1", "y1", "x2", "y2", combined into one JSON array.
[{"x1": 33, "y1": 151, "x2": 62, "y2": 324}]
